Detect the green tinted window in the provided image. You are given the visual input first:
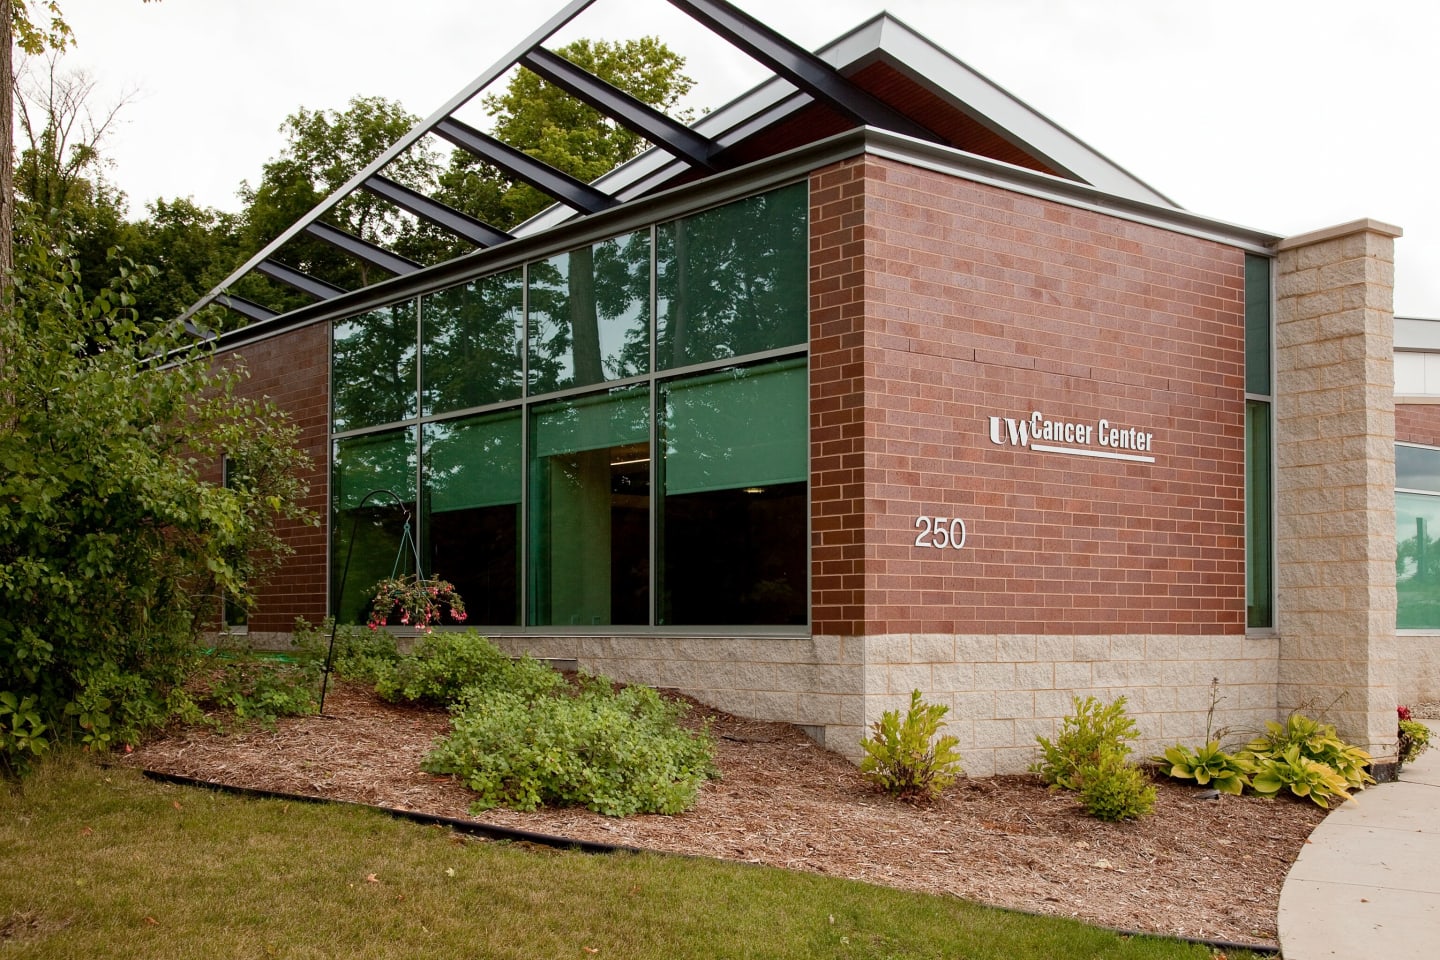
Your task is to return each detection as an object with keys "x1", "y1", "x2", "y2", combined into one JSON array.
[
  {"x1": 332, "y1": 302, "x2": 418, "y2": 432},
  {"x1": 1245, "y1": 255, "x2": 1272, "y2": 397},
  {"x1": 527, "y1": 232, "x2": 650, "y2": 395},
  {"x1": 424, "y1": 412, "x2": 522, "y2": 626},
  {"x1": 528, "y1": 387, "x2": 650, "y2": 626},
  {"x1": 1245, "y1": 400, "x2": 1272, "y2": 629},
  {"x1": 659, "y1": 359, "x2": 808, "y2": 626},
  {"x1": 332, "y1": 428, "x2": 417, "y2": 625},
  {"x1": 422, "y1": 270, "x2": 524, "y2": 415},
  {"x1": 1399, "y1": 490, "x2": 1440, "y2": 629},
  {"x1": 1398, "y1": 444, "x2": 1440, "y2": 491},
  {"x1": 656, "y1": 182, "x2": 808, "y2": 370}
]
